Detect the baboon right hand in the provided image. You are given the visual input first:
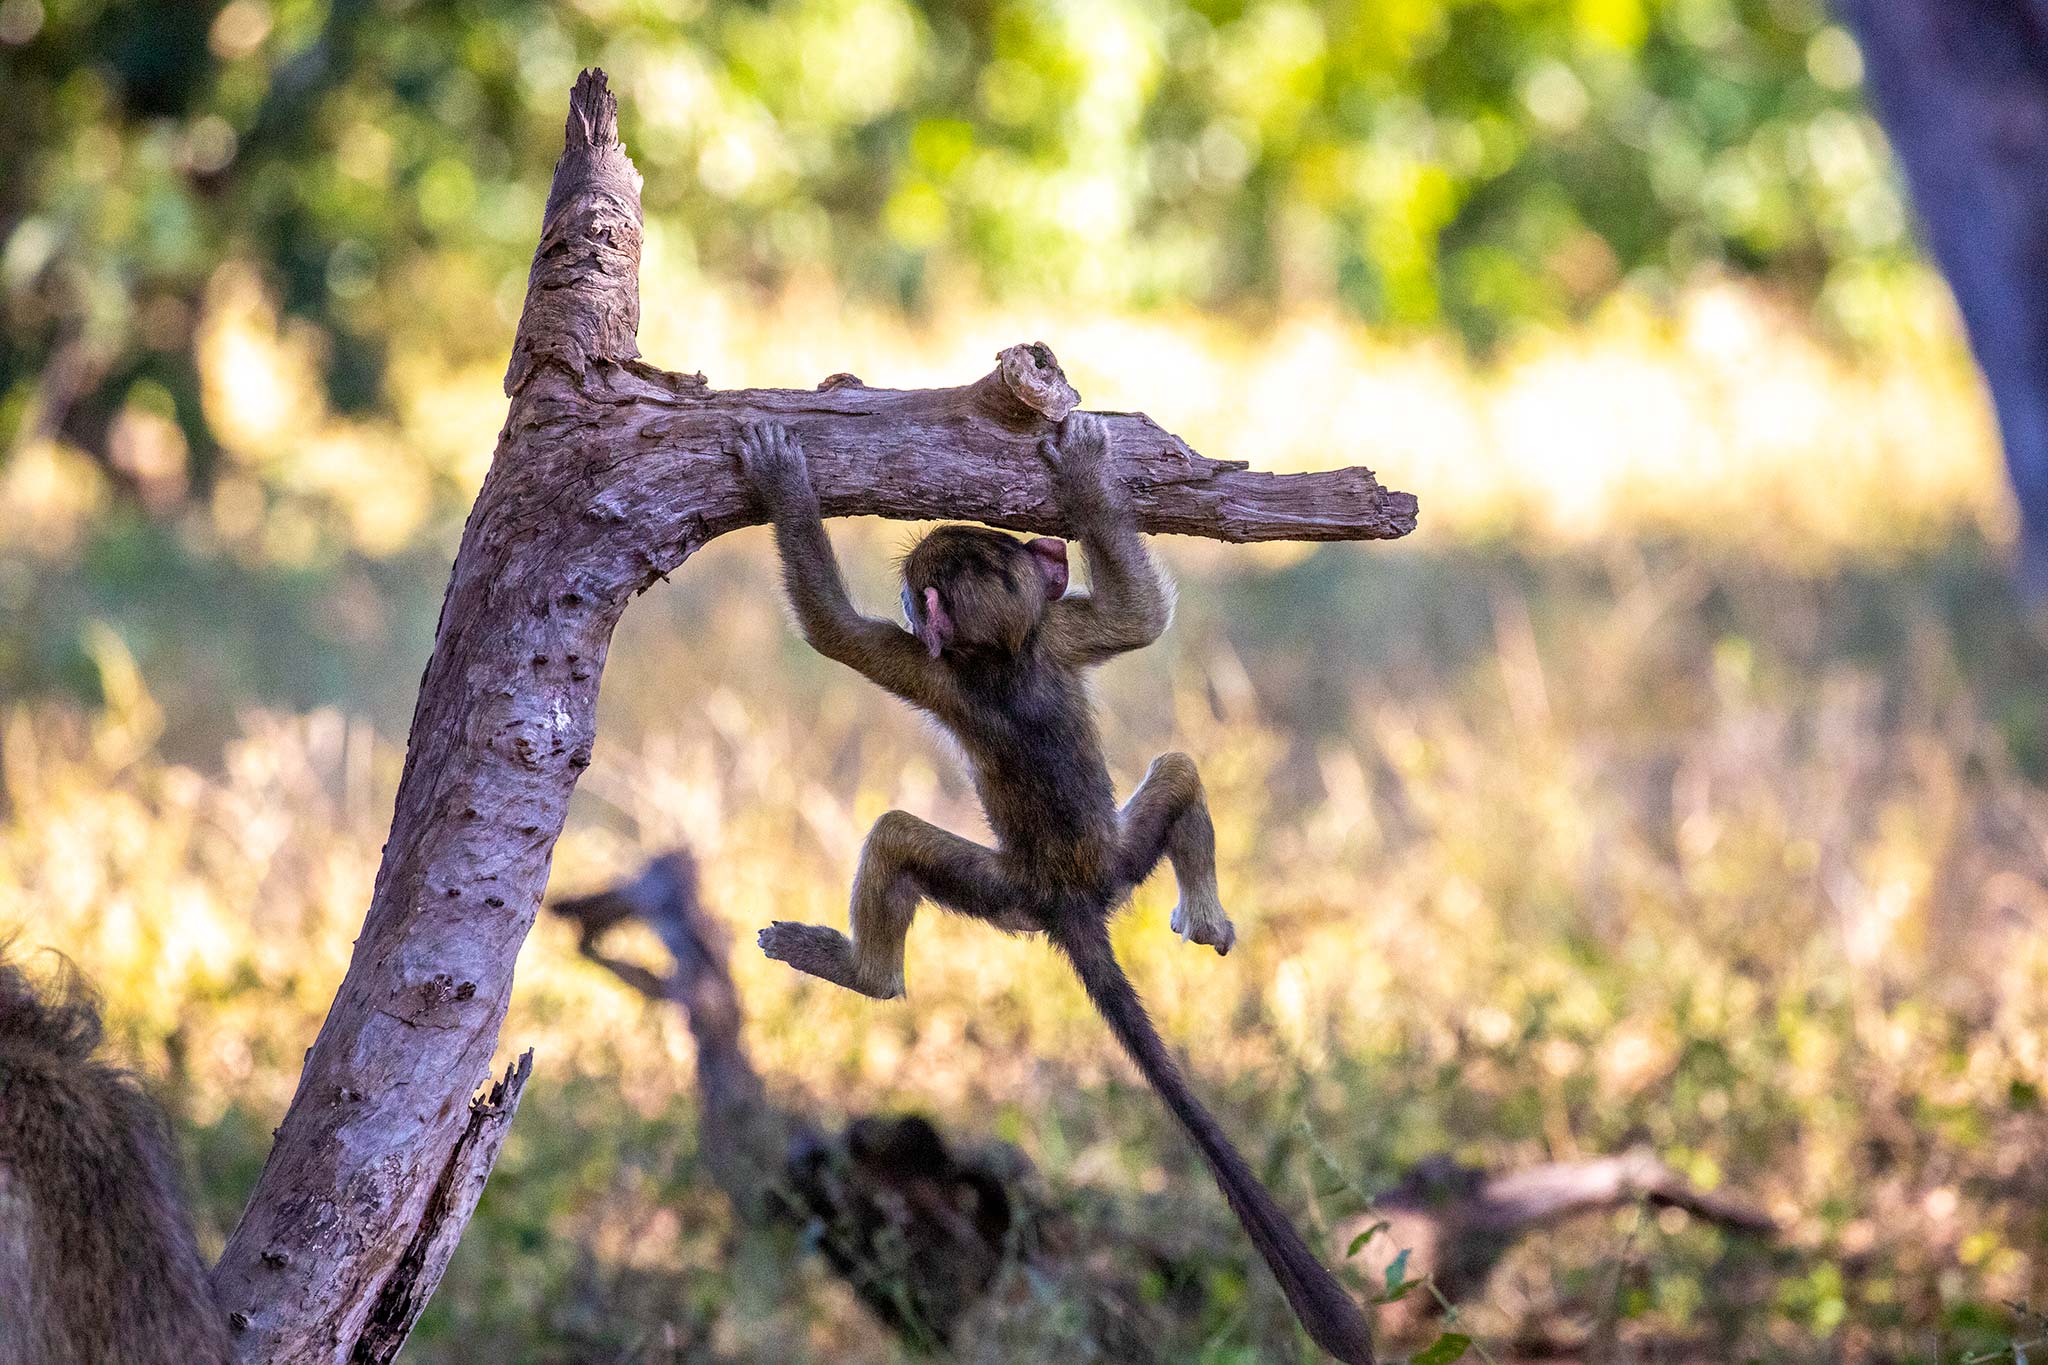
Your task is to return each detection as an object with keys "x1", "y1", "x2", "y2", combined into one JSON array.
[
  {"x1": 1036, "y1": 410, "x2": 1111, "y2": 501},
  {"x1": 736, "y1": 420, "x2": 816, "y2": 513}
]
